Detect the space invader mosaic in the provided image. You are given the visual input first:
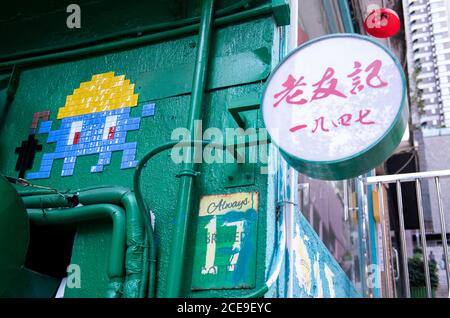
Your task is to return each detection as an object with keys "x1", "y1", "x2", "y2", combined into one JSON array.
[{"x1": 25, "y1": 71, "x2": 156, "y2": 180}]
